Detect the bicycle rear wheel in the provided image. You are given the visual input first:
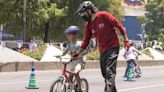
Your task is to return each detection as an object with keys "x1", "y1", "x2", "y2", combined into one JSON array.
[
  {"x1": 50, "y1": 79, "x2": 66, "y2": 92},
  {"x1": 81, "y1": 78, "x2": 89, "y2": 92}
]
